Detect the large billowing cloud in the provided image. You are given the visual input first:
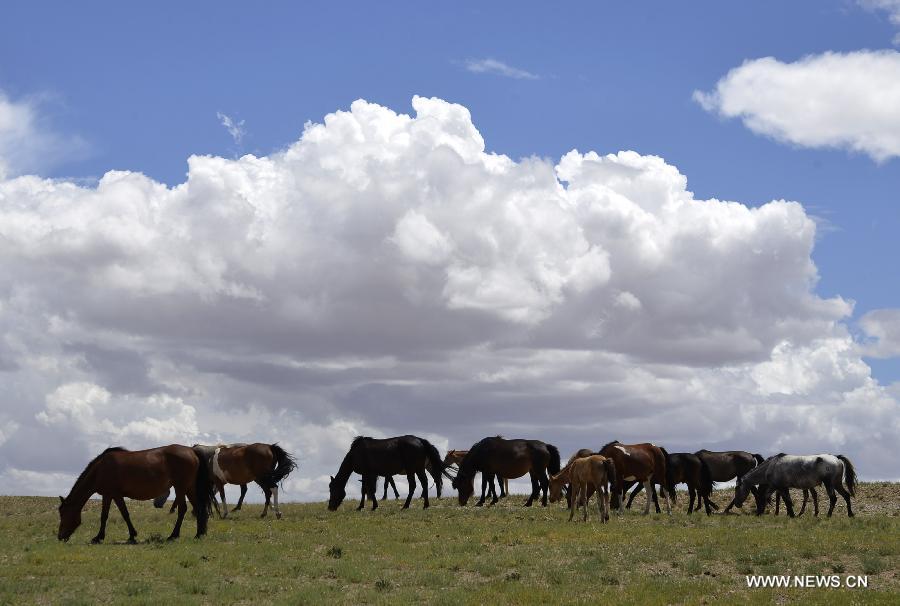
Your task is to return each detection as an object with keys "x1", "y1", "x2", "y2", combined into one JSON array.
[
  {"x1": 0, "y1": 96, "x2": 896, "y2": 502},
  {"x1": 695, "y1": 50, "x2": 900, "y2": 162}
]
